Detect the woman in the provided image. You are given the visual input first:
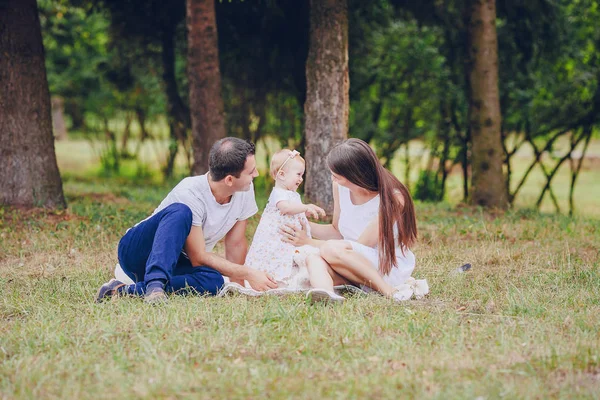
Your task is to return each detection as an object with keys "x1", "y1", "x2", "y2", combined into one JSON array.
[{"x1": 281, "y1": 138, "x2": 426, "y2": 303}]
